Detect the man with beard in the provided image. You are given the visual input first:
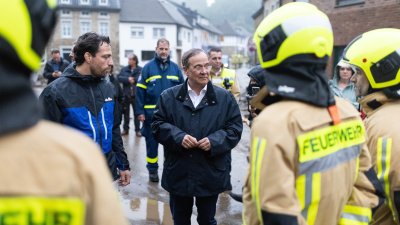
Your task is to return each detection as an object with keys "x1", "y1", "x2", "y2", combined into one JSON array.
[
  {"x1": 135, "y1": 38, "x2": 184, "y2": 182},
  {"x1": 40, "y1": 32, "x2": 131, "y2": 186},
  {"x1": 345, "y1": 28, "x2": 400, "y2": 225}
]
